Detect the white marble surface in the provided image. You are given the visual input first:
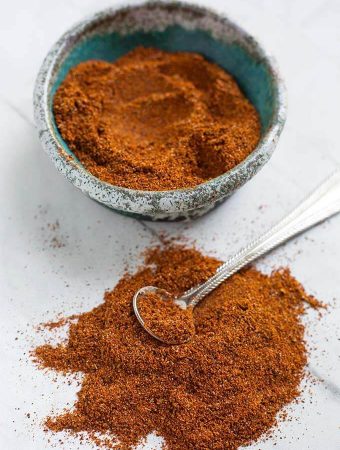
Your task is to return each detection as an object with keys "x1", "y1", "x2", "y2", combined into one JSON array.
[{"x1": 0, "y1": 0, "x2": 340, "y2": 449}]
